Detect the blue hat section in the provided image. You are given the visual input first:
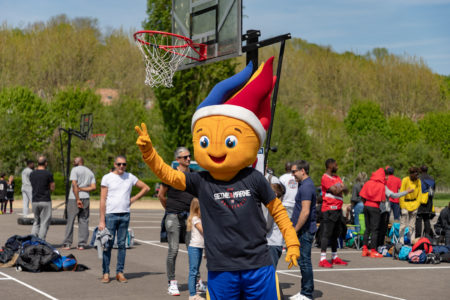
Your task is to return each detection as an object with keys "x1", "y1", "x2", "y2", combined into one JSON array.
[{"x1": 196, "y1": 61, "x2": 253, "y2": 111}]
